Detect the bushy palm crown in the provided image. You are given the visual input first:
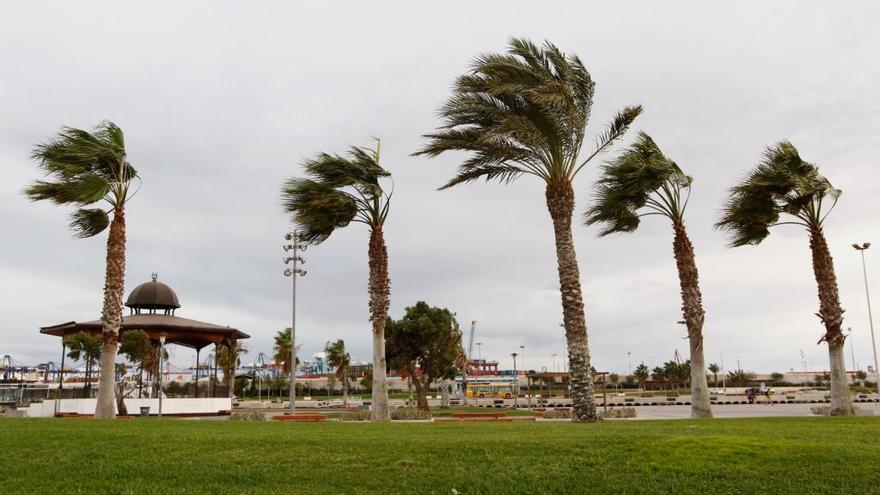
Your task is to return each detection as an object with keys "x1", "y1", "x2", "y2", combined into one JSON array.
[
  {"x1": 216, "y1": 342, "x2": 247, "y2": 377},
  {"x1": 282, "y1": 143, "x2": 390, "y2": 243},
  {"x1": 414, "y1": 38, "x2": 642, "y2": 188},
  {"x1": 25, "y1": 121, "x2": 137, "y2": 237},
  {"x1": 716, "y1": 141, "x2": 840, "y2": 247},
  {"x1": 585, "y1": 132, "x2": 692, "y2": 235},
  {"x1": 324, "y1": 339, "x2": 350, "y2": 381},
  {"x1": 273, "y1": 328, "x2": 300, "y2": 374}
]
